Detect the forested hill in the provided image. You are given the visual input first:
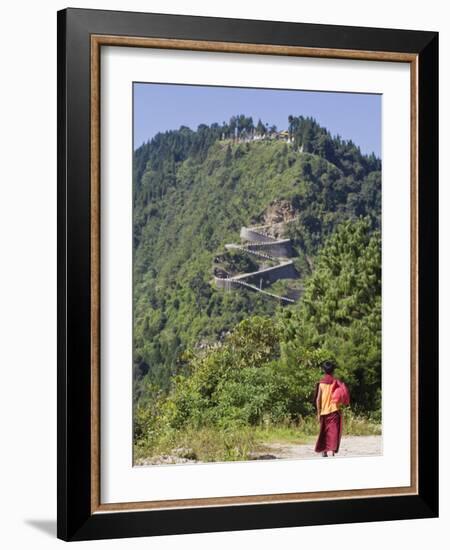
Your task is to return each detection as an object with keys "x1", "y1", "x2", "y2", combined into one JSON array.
[{"x1": 133, "y1": 115, "x2": 381, "y2": 401}]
